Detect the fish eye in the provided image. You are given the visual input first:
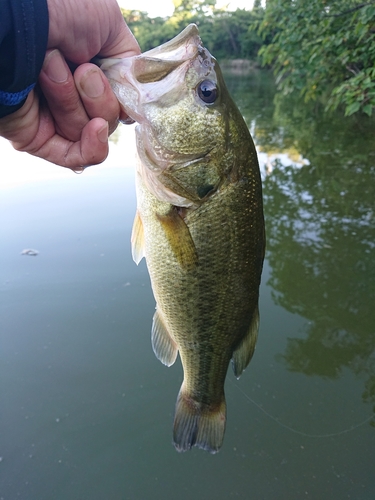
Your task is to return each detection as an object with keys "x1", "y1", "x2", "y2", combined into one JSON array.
[{"x1": 197, "y1": 80, "x2": 218, "y2": 104}]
